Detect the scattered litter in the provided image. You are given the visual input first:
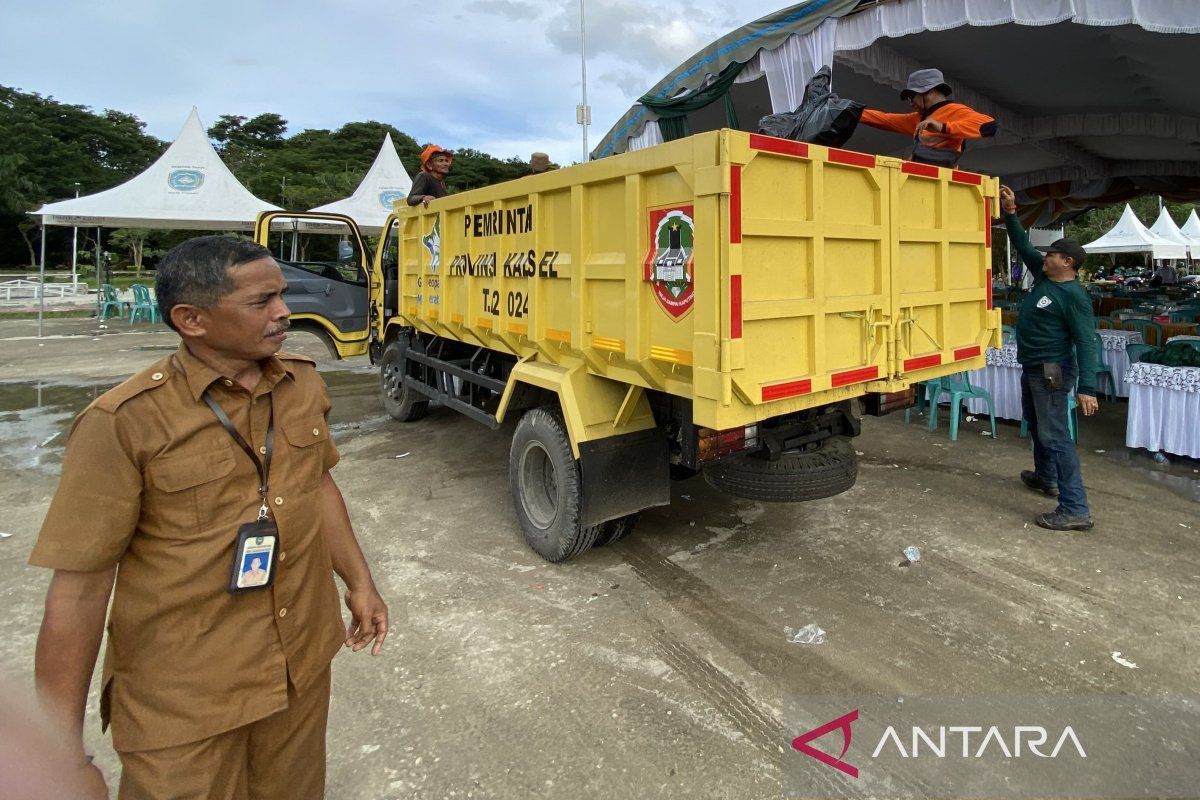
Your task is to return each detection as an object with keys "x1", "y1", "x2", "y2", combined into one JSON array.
[
  {"x1": 681, "y1": 495, "x2": 692, "y2": 500},
  {"x1": 979, "y1": 430, "x2": 991, "y2": 436},
  {"x1": 1110, "y1": 652, "x2": 1138, "y2": 669},
  {"x1": 785, "y1": 624, "x2": 826, "y2": 645},
  {"x1": 361, "y1": 744, "x2": 381, "y2": 755},
  {"x1": 1094, "y1": 449, "x2": 1106, "y2": 454},
  {"x1": 1153, "y1": 451, "x2": 1170, "y2": 464},
  {"x1": 535, "y1": 583, "x2": 545, "y2": 590},
  {"x1": 965, "y1": 415, "x2": 977, "y2": 422},
  {"x1": 902, "y1": 546, "x2": 921, "y2": 563},
  {"x1": 0, "y1": 532, "x2": 12, "y2": 539},
  {"x1": 609, "y1": 583, "x2": 620, "y2": 590},
  {"x1": 688, "y1": 521, "x2": 695, "y2": 527},
  {"x1": 855, "y1": 451, "x2": 864, "y2": 456},
  {"x1": 394, "y1": 452, "x2": 410, "y2": 458},
  {"x1": 1179, "y1": 523, "x2": 1191, "y2": 529},
  {"x1": 39, "y1": 432, "x2": 60, "y2": 448},
  {"x1": 91, "y1": 337, "x2": 100, "y2": 341}
]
